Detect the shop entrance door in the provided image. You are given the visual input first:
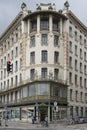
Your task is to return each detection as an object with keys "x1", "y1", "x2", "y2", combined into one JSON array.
[{"x1": 40, "y1": 106, "x2": 48, "y2": 121}]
